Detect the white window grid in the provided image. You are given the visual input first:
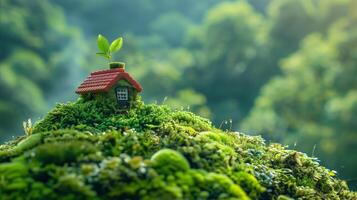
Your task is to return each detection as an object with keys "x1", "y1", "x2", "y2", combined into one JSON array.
[{"x1": 116, "y1": 88, "x2": 128, "y2": 100}]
